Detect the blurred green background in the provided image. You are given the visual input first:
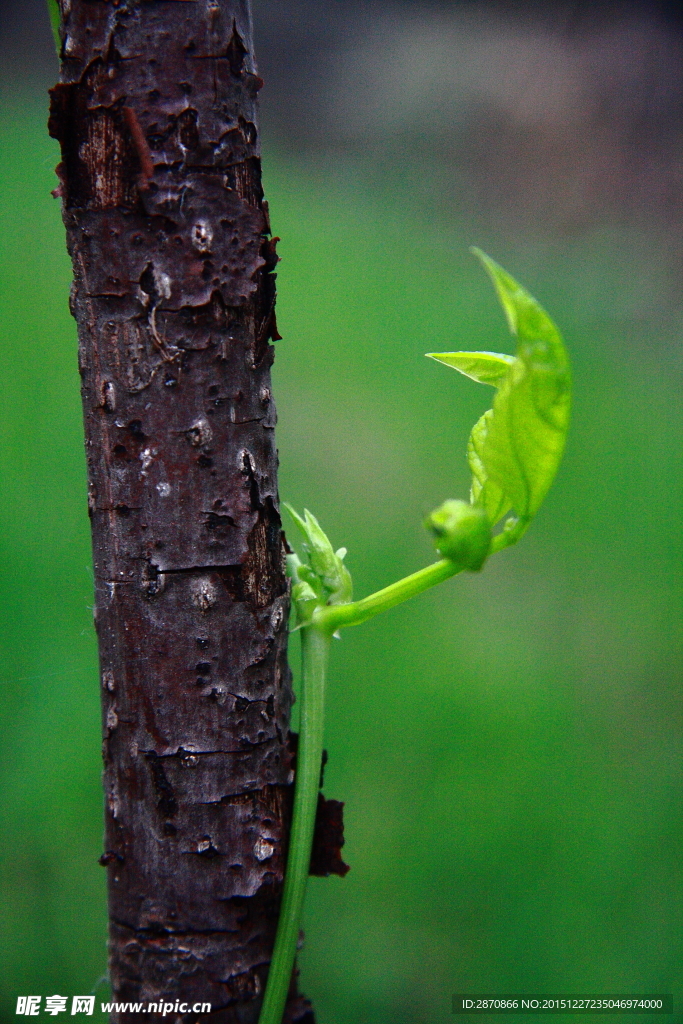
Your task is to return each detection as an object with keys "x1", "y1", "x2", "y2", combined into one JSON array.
[{"x1": 1, "y1": 5, "x2": 683, "y2": 1018}]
